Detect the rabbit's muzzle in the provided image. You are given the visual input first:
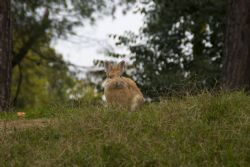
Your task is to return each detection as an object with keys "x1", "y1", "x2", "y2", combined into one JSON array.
[{"x1": 111, "y1": 81, "x2": 126, "y2": 89}]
